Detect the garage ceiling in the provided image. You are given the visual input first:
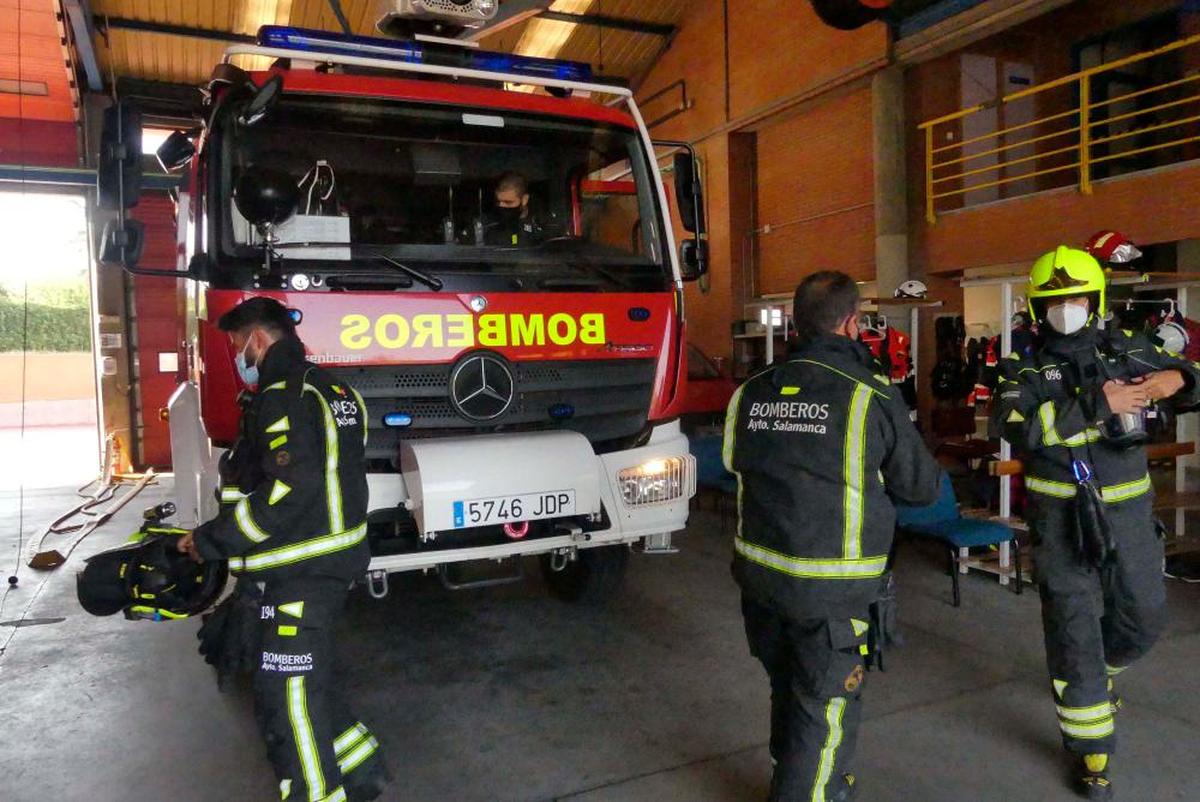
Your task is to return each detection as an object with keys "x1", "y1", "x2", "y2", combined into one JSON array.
[
  {"x1": 89, "y1": 0, "x2": 688, "y2": 89},
  {"x1": 476, "y1": 1, "x2": 688, "y2": 85}
]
